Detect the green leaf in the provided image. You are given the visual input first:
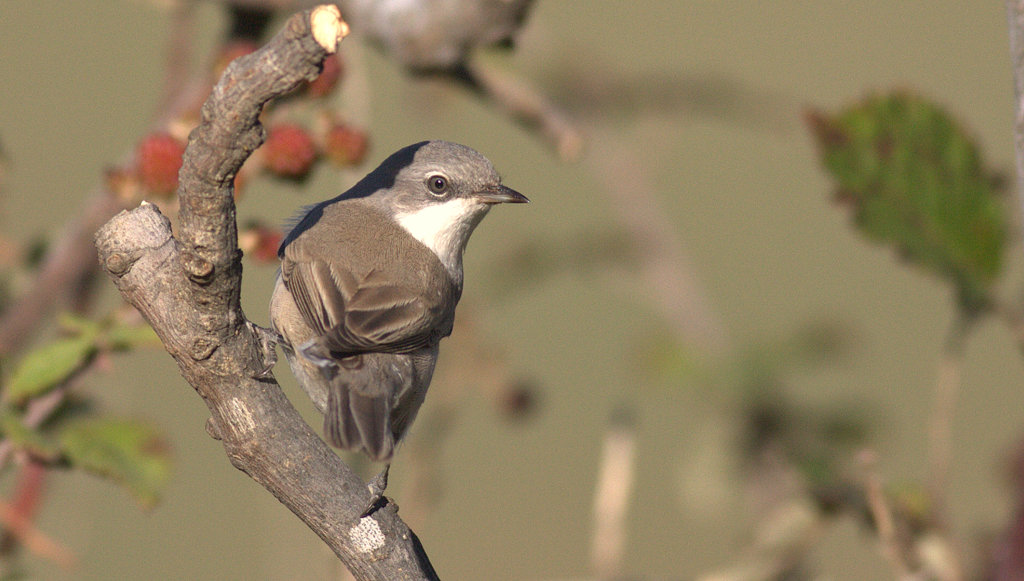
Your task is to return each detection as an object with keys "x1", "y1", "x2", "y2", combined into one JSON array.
[
  {"x1": 104, "y1": 320, "x2": 159, "y2": 351},
  {"x1": 6, "y1": 334, "x2": 97, "y2": 404},
  {"x1": 0, "y1": 408, "x2": 59, "y2": 460},
  {"x1": 58, "y1": 418, "x2": 171, "y2": 508},
  {"x1": 806, "y1": 92, "x2": 1008, "y2": 312},
  {"x1": 56, "y1": 312, "x2": 101, "y2": 336}
]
